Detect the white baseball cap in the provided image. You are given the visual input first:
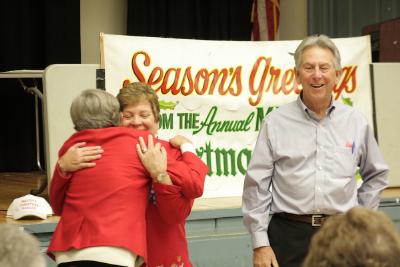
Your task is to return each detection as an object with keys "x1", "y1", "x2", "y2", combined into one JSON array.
[{"x1": 6, "y1": 194, "x2": 53, "y2": 220}]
